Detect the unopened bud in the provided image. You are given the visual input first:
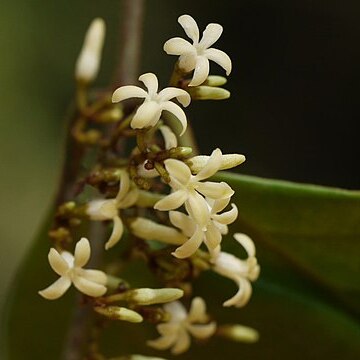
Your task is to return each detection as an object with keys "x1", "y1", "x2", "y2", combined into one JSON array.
[
  {"x1": 131, "y1": 356, "x2": 168, "y2": 360},
  {"x1": 217, "y1": 324, "x2": 259, "y2": 343},
  {"x1": 187, "y1": 154, "x2": 246, "y2": 173},
  {"x1": 96, "y1": 106, "x2": 123, "y2": 123},
  {"x1": 169, "y1": 146, "x2": 193, "y2": 158},
  {"x1": 204, "y1": 75, "x2": 228, "y2": 87},
  {"x1": 94, "y1": 306, "x2": 143, "y2": 323},
  {"x1": 75, "y1": 18, "x2": 106, "y2": 83},
  {"x1": 128, "y1": 288, "x2": 184, "y2": 305},
  {"x1": 188, "y1": 86, "x2": 230, "y2": 100}
]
